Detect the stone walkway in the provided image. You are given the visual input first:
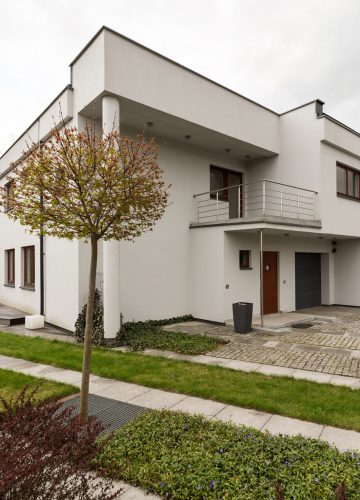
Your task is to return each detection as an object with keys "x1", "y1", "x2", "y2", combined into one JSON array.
[
  {"x1": 1, "y1": 353, "x2": 360, "y2": 453},
  {"x1": 165, "y1": 306, "x2": 360, "y2": 378}
]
